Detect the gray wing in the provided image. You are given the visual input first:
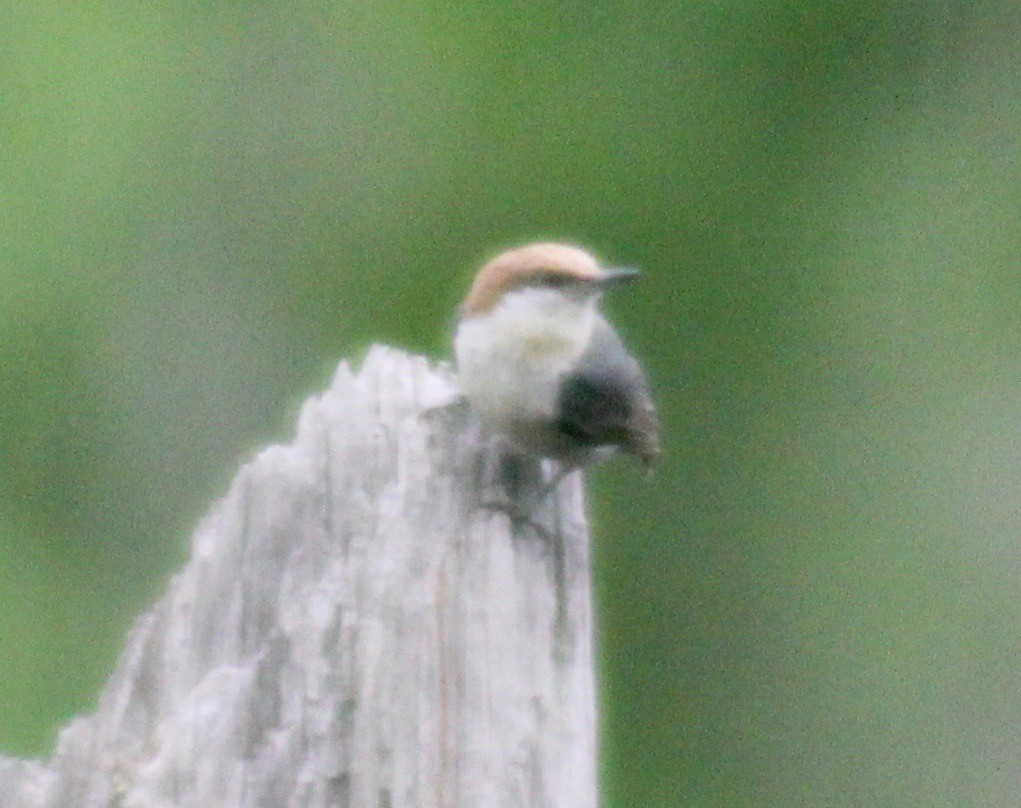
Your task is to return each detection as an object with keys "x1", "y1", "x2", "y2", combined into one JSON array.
[{"x1": 555, "y1": 316, "x2": 660, "y2": 463}]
